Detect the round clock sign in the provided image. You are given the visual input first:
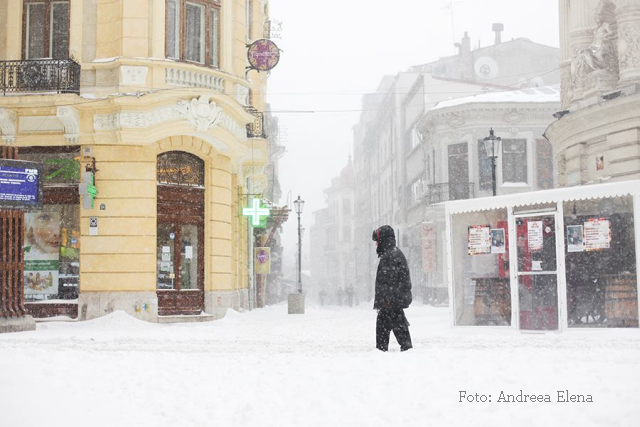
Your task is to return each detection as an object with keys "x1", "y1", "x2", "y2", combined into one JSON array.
[{"x1": 247, "y1": 39, "x2": 280, "y2": 71}]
